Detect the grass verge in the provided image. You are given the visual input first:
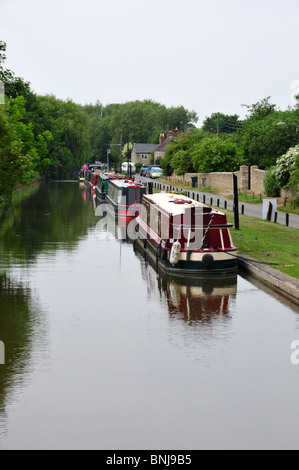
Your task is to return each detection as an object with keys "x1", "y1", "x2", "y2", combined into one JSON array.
[{"x1": 224, "y1": 211, "x2": 299, "y2": 279}]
